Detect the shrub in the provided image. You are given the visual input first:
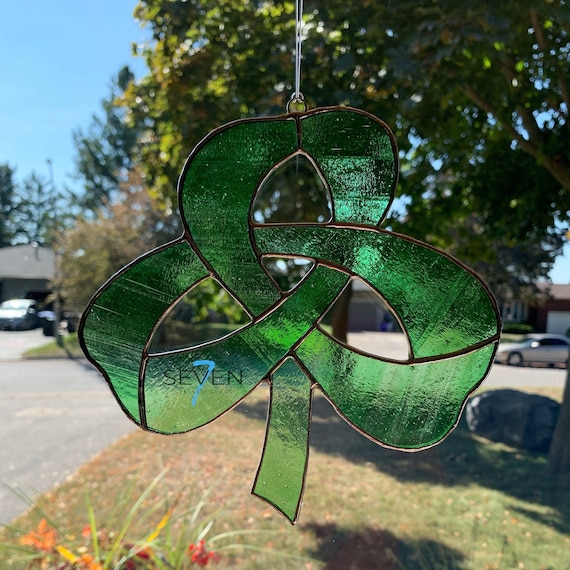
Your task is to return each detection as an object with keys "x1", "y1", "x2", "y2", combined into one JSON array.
[{"x1": 502, "y1": 322, "x2": 534, "y2": 335}]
